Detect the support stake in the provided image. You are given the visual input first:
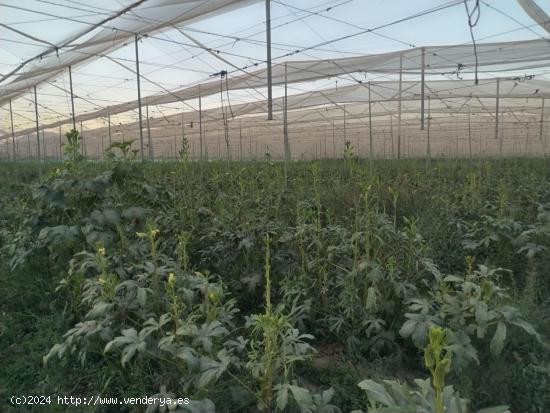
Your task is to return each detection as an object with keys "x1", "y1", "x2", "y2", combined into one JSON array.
[
  {"x1": 368, "y1": 82, "x2": 373, "y2": 165},
  {"x1": 69, "y1": 65, "x2": 76, "y2": 130},
  {"x1": 283, "y1": 63, "x2": 289, "y2": 188},
  {"x1": 33, "y1": 85, "x2": 41, "y2": 166},
  {"x1": 199, "y1": 84, "x2": 203, "y2": 161},
  {"x1": 420, "y1": 47, "x2": 426, "y2": 130},
  {"x1": 135, "y1": 34, "x2": 145, "y2": 161},
  {"x1": 397, "y1": 55, "x2": 403, "y2": 160},
  {"x1": 266, "y1": 0, "x2": 273, "y2": 120},
  {"x1": 540, "y1": 97, "x2": 545, "y2": 141},
  {"x1": 9, "y1": 98, "x2": 16, "y2": 160},
  {"x1": 146, "y1": 105, "x2": 153, "y2": 159}
]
